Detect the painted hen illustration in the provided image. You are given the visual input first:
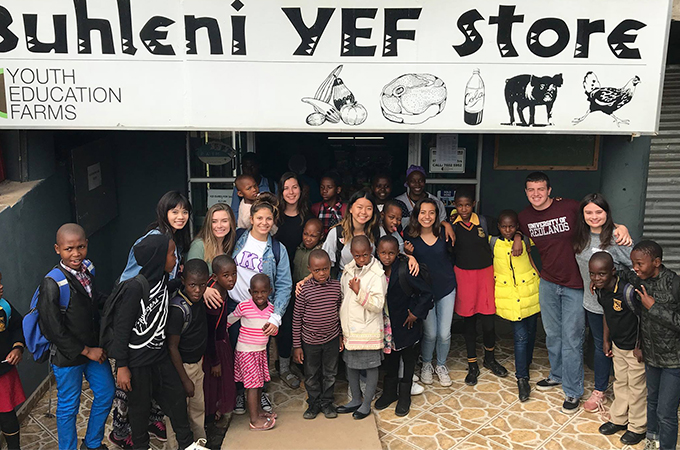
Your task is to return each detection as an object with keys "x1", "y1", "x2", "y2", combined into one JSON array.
[{"x1": 572, "y1": 73, "x2": 640, "y2": 127}]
